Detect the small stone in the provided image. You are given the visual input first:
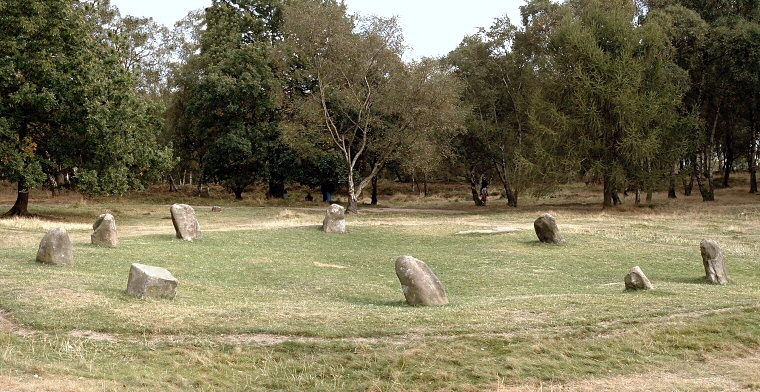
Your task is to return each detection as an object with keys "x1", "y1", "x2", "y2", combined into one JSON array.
[
  {"x1": 322, "y1": 204, "x2": 346, "y2": 233},
  {"x1": 211, "y1": 206, "x2": 222, "y2": 212},
  {"x1": 170, "y1": 203, "x2": 201, "y2": 241},
  {"x1": 36, "y1": 227, "x2": 74, "y2": 266},
  {"x1": 395, "y1": 255, "x2": 448, "y2": 306},
  {"x1": 534, "y1": 213, "x2": 564, "y2": 244},
  {"x1": 126, "y1": 263, "x2": 178, "y2": 299},
  {"x1": 91, "y1": 213, "x2": 118, "y2": 247},
  {"x1": 700, "y1": 239, "x2": 729, "y2": 284},
  {"x1": 624, "y1": 266, "x2": 653, "y2": 290}
]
